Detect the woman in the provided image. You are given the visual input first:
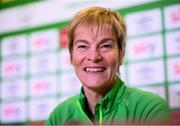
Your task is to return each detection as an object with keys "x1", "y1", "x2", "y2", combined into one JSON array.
[{"x1": 45, "y1": 7, "x2": 170, "y2": 125}]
